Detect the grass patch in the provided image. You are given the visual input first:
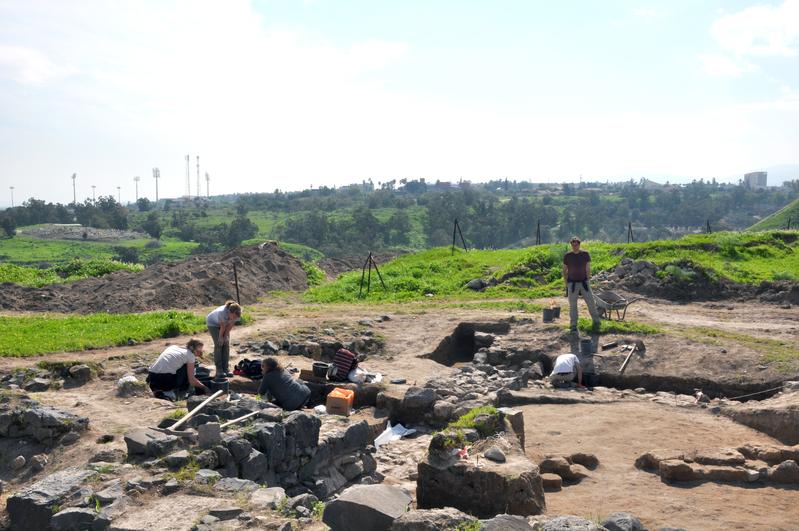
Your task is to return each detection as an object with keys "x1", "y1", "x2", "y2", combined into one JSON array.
[
  {"x1": 305, "y1": 231, "x2": 798, "y2": 303},
  {"x1": 683, "y1": 326, "x2": 798, "y2": 372},
  {"x1": 0, "y1": 259, "x2": 143, "y2": 287},
  {"x1": 312, "y1": 501, "x2": 325, "y2": 521},
  {"x1": 0, "y1": 310, "x2": 207, "y2": 357},
  {"x1": 448, "y1": 405, "x2": 500, "y2": 437},
  {"x1": 574, "y1": 318, "x2": 662, "y2": 335},
  {"x1": 171, "y1": 460, "x2": 200, "y2": 482},
  {"x1": 164, "y1": 408, "x2": 188, "y2": 421}
]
